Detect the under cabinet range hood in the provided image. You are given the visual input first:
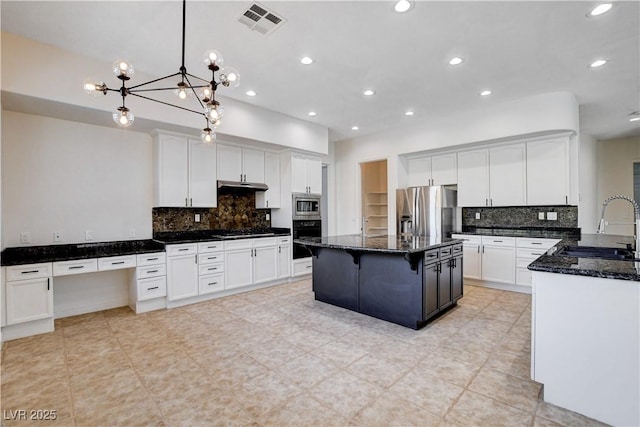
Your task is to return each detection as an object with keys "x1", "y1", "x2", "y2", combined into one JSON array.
[{"x1": 217, "y1": 180, "x2": 268, "y2": 191}]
